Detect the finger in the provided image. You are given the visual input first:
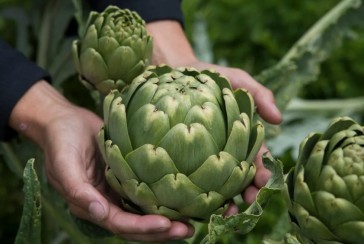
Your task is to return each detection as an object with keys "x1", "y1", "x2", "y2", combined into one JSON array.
[
  {"x1": 254, "y1": 166, "x2": 271, "y2": 189},
  {"x1": 57, "y1": 172, "x2": 177, "y2": 235},
  {"x1": 187, "y1": 62, "x2": 282, "y2": 124},
  {"x1": 253, "y1": 145, "x2": 272, "y2": 188},
  {"x1": 69, "y1": 201, "x2": 177, "y2": 235},
  {"x1": 224, "y1": 68, "x2": 282, "y2": 125},
  {"x1": 254, "y1": 144, "x2": 269, "y2": 168},
  {"x1": 223, "y1": 203, "x2": 239, "y2": 217},
  {"x1": 45, "y1": 154, "x2": 109, "y2": 220},
  {"x1": 252, "y1": 85, "x2": 282, "y2": 125},
  {"x1": 242, "y1": 185, "x2": 259, "y2": 205},
  {"x1": 119, "y1": 222, "x2": 195, "y2": 242},
  {"x1": 237, "y1": 78, "x2": 281, "y2": 124},
  {"x1": 70, "y1": 201, "x2": 194, "y2": 242}
]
